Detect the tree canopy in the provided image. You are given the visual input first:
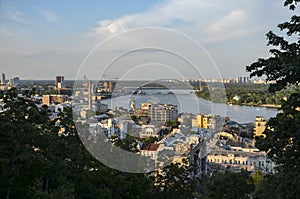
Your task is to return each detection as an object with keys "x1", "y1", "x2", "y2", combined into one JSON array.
[
  {"x1": 246, "y1": 0, "x2": 300, "y2": 197},
  {"x1": 246, "y1": 0, "x2": 300, "y2": 92}
]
